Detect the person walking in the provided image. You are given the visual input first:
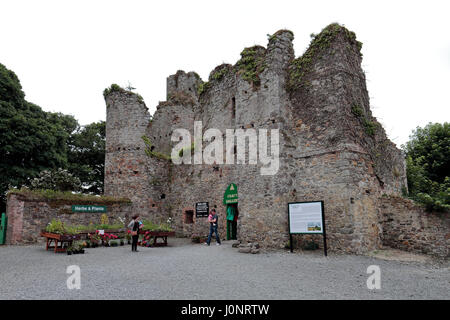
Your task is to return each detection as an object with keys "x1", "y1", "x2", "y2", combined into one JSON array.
[
  {"x1": 206, "y1": 208, "x2": 221, "y2": 246},
  {"x1": 127, "y1": 215, "x2": 142, "y2": 252}
]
